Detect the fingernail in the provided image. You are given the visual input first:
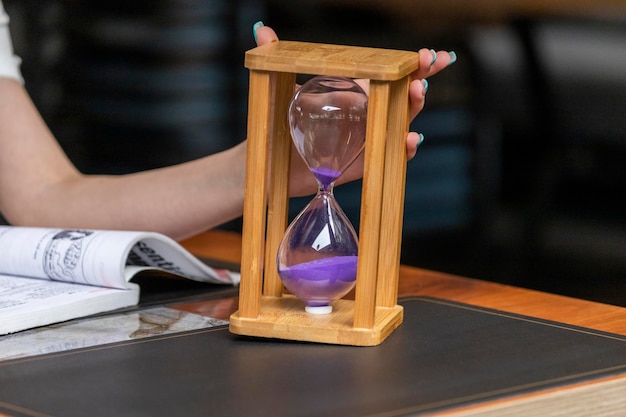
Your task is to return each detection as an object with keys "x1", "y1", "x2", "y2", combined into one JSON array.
[
  {"x1": 253, "y1": 21, "x2": 264, "y2": 43},
  {"x1": 421, "y1": 79, "x2": 429, "y2": 95},
  {"x1": 447, "y1": 51, "x2": 457, "y2": 66},
  {"x1": 429, "y1": 49, "x2": 437, "y2": 66},
  {"x1": 418, "y1": 133, "x2": 425, "y2": 147}
]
